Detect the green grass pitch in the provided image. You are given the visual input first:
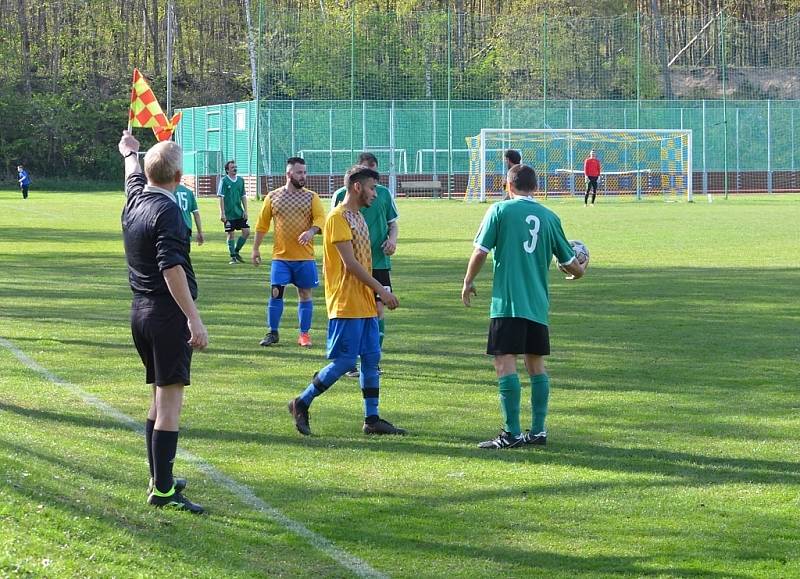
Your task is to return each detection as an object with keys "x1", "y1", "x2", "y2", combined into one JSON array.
[{"x1": 0, "y1": 189, "x2": 799, "y2": 577}]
